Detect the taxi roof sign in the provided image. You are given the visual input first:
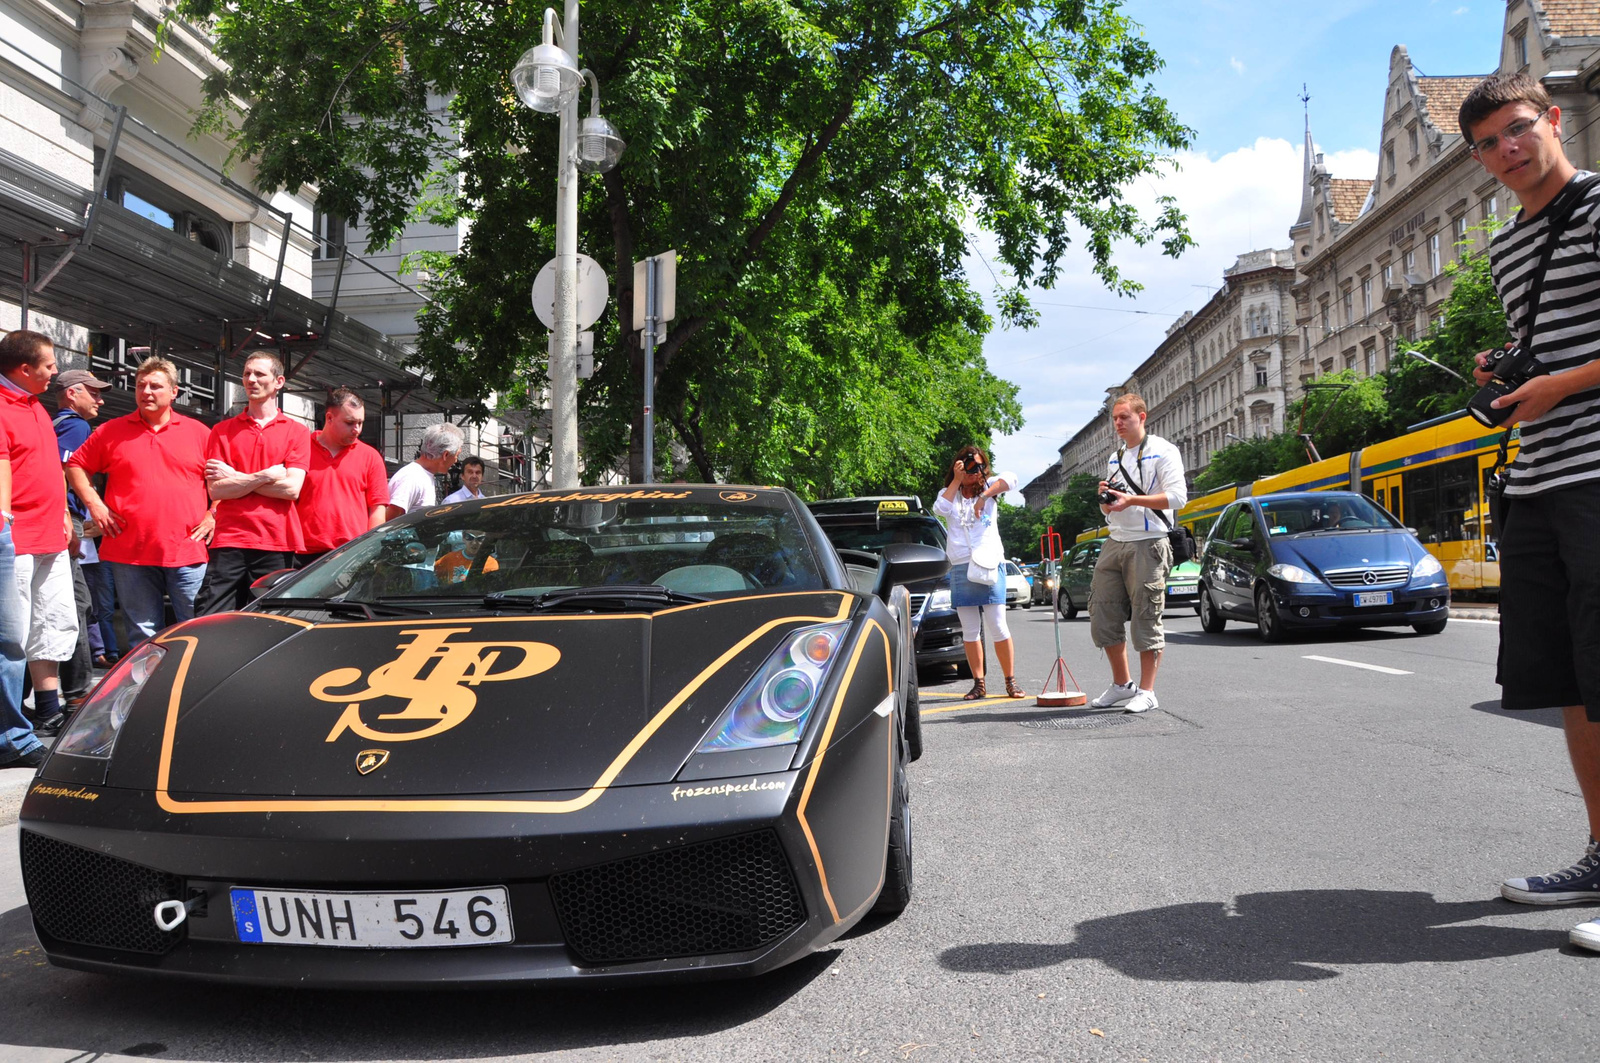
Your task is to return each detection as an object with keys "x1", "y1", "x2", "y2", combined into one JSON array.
[{"x1": 877, "y1": 500, "x2": 910, "y2": 515}]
